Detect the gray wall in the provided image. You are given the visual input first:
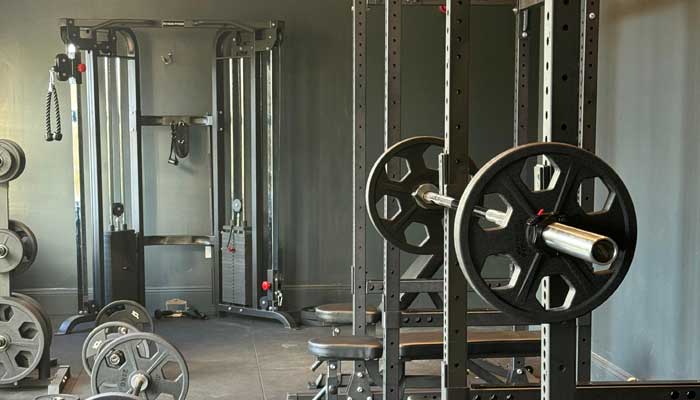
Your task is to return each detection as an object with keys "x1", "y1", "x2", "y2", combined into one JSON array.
[
  {"x1": 593, "y1": 0, "x2": 700, "y2": 380},
  {"x1": 0, "y1": 1, "x2": 515, "y2": 315}
]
